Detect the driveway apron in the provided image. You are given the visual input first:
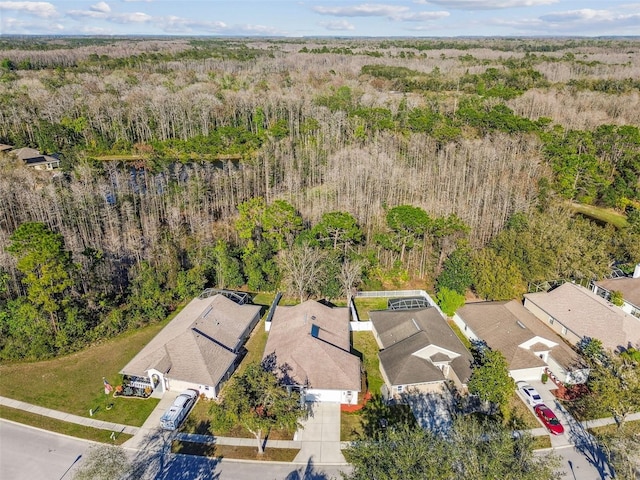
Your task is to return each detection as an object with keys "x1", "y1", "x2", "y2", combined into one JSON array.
[{"x1": 293, "y1": 402, "x2": 346, "y2": 464}]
